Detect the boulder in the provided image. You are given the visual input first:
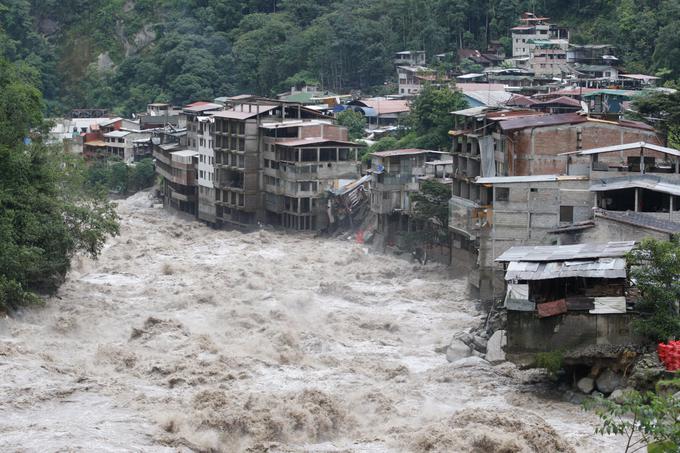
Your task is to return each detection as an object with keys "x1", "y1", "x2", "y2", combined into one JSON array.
[
  {"x1": 446, "y1": 338, "x2": 472, "y2": 363},
  {"x1": 609, "y1": 389, "x2": 626, "y2": 404},
  {"x1": 449, "y1": 356, "x2": 489, "y2": 368},
  {"x1": 485, "y1": 330, "x2": 507, "y2": 363},
  {"x1": 471, "y1": 335, "x2": 488, "y2": 352},
  {"x1": 596, "y1": 369, "x2": 622, "y2": 394},
  {"x1": 673, "y1": 391, "x2": 680, "y2": 402},
  {"x1": 576, "y1": 377, "x2": 595, "y2": 394}
]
